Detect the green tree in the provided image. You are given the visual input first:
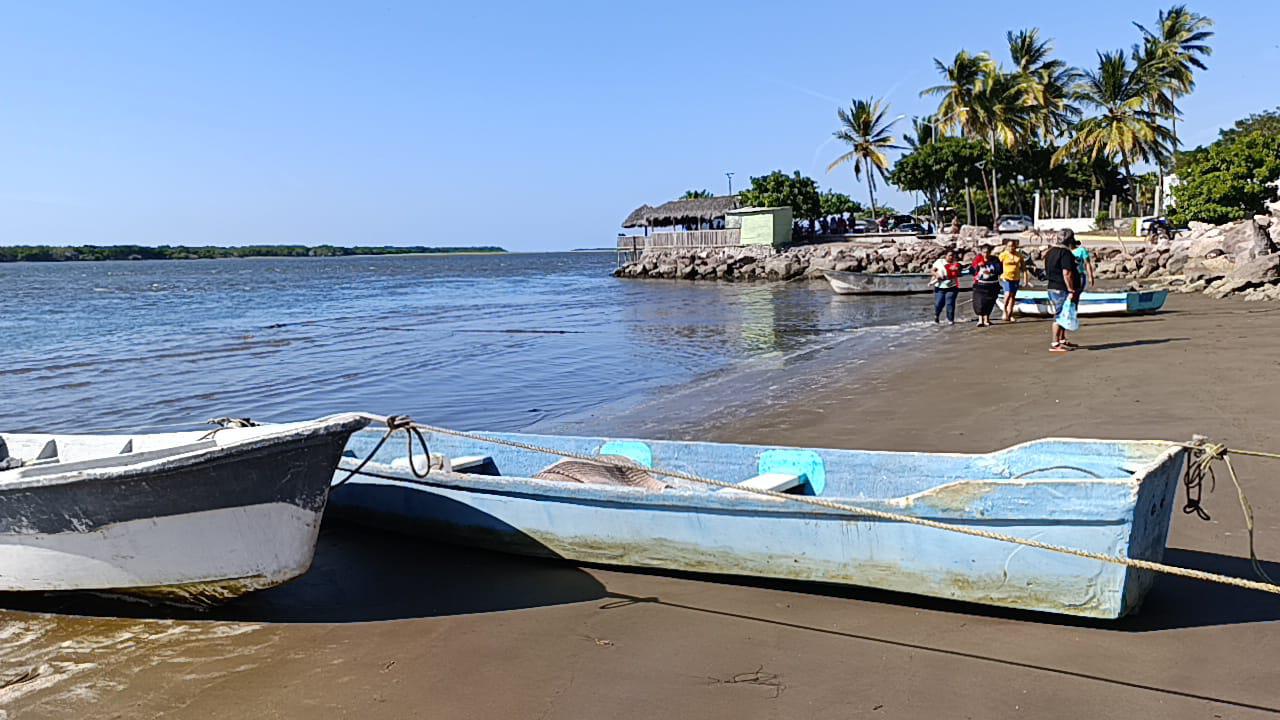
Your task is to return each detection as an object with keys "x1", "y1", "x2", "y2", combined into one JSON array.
[
  {"x1": 1055, "y1": 51, "x2": 1174, "y2": 210},
  {"x1": 1170, "y1": 127, "x2": 1280, "y2": 225},
  {"x1": 680, "y1": 189, "x2": 712, "y2": 199},
  {"x1": 1218, "y1": 107, "x2": 1280, "y2": 143},
  {"x1": 738, "y1": 170, "x2": 822, "y2": 222},
  {"x1": 890, "y1": 137, "x2": 988, "y2": 225},
  {"x1": 819, "y1": 190, "x2": 863, "y2": 217},
  {"x1": 826, "y1": 97, "x2": 904, "y2": 218}
]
